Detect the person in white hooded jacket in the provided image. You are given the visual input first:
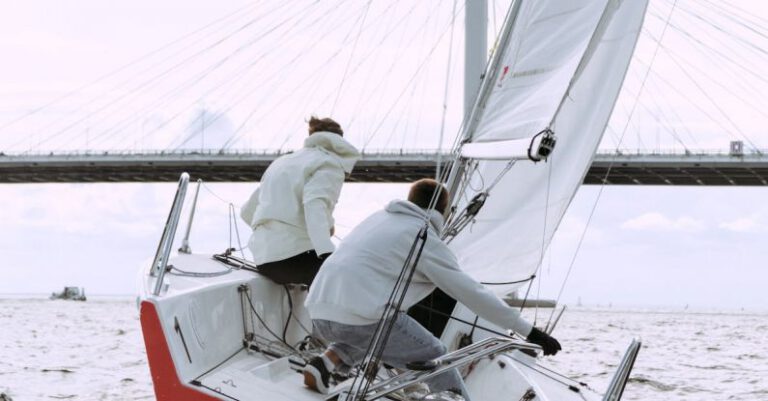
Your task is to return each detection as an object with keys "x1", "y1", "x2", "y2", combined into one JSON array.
[
  {"x1": 240, "y1": 117, "x2": 360, "y2": 286},
  {"x1": 302, "y1": 179, "x2": 561, "y2": 399}
]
